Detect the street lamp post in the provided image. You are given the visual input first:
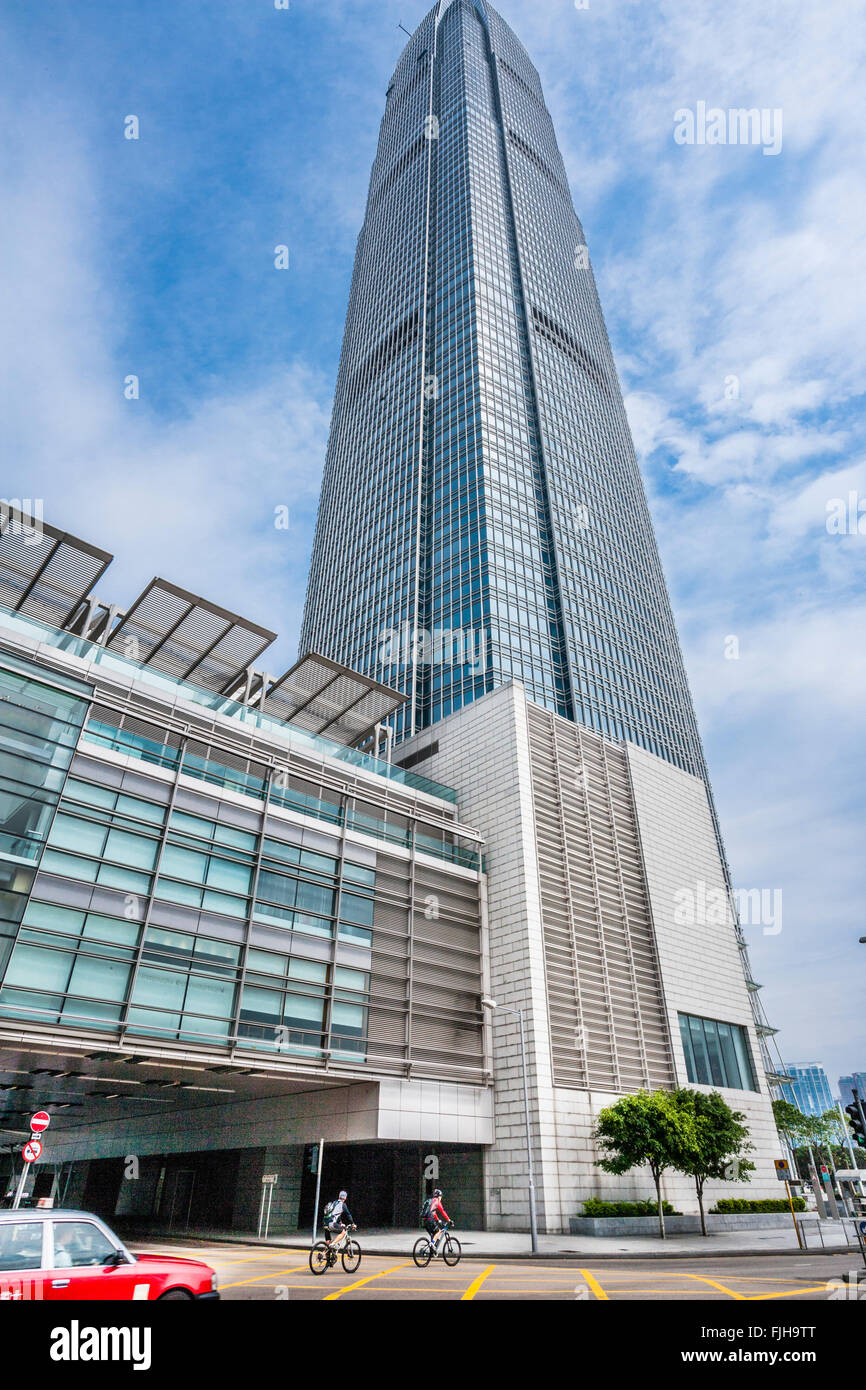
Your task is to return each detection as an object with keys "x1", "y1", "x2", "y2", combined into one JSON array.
[{"x1": 481, "y1": 996, "x2": 538, "y2": 1254}]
